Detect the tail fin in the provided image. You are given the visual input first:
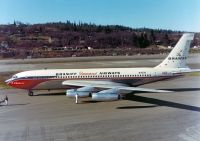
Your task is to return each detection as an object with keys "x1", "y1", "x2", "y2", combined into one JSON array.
[{"x1": 155, "y1": 33, "x2": 194, "y2": 68}]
